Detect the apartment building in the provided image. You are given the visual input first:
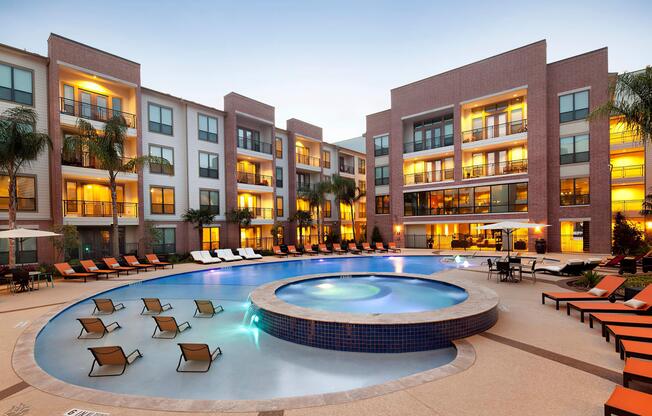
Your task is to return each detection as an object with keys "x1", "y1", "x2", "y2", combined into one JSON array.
[{"x1": 364, "y1": 40, "x2": 617, "y2": 253}]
